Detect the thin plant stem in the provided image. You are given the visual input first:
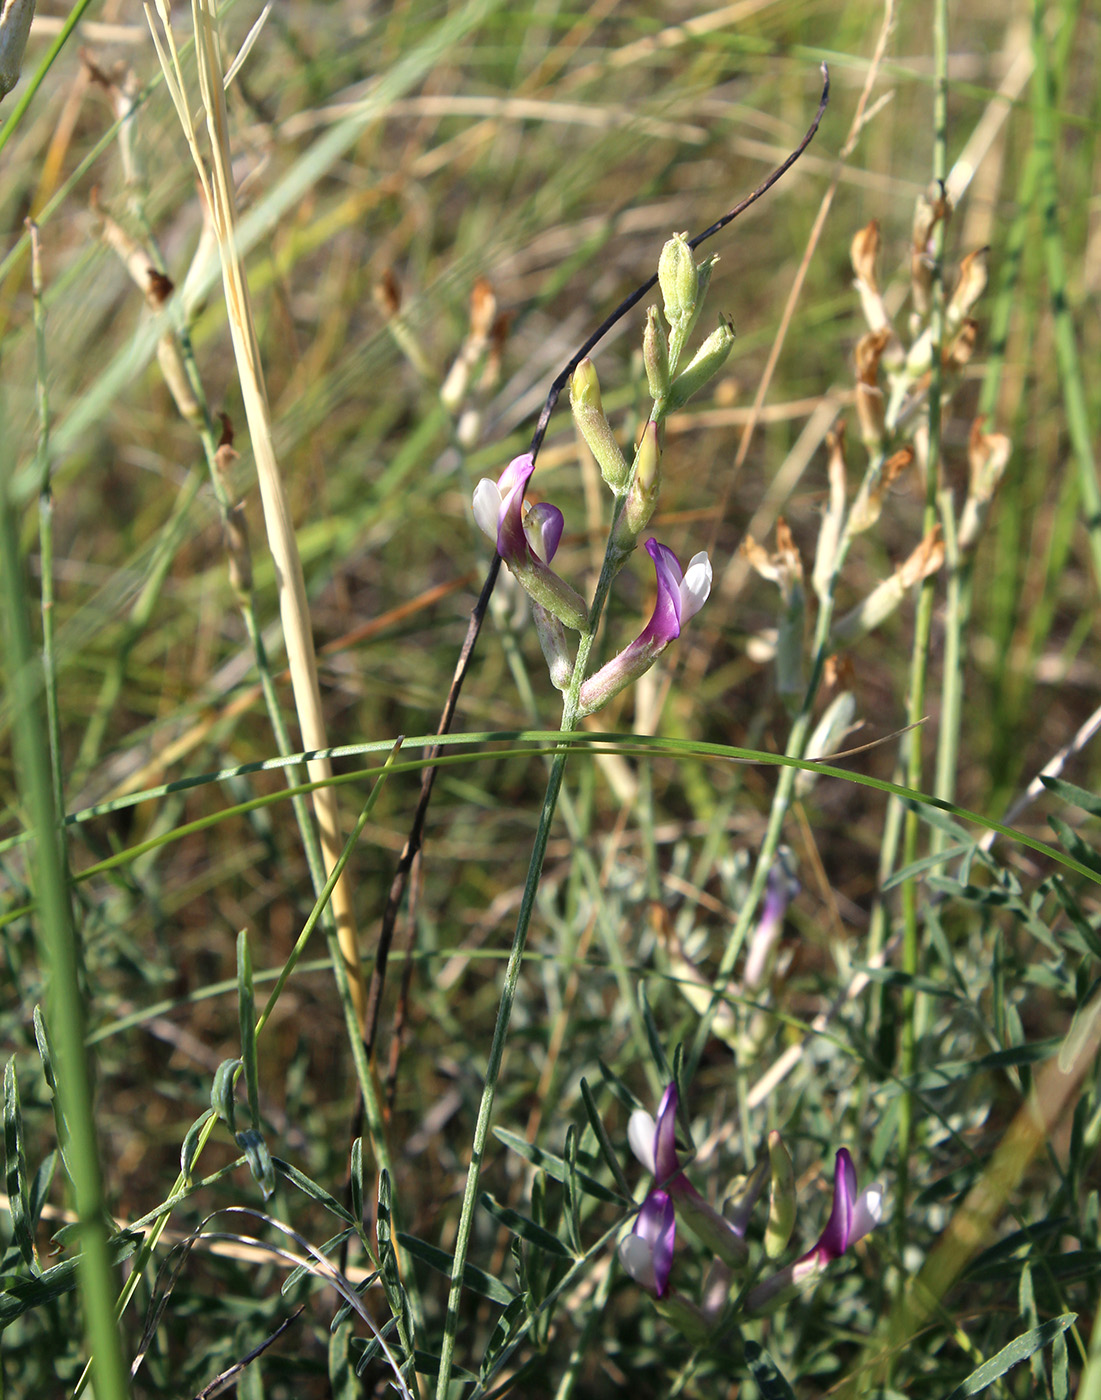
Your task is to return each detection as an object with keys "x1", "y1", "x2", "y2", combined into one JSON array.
[
  {"x1": 149, "y1": 0, "x2": 368, "y2": 1025},
  {"x1": 29, "y1": 221, "x2": 63, "y2": 829},
  {"x1": 897, "y1": 0, "x2": 950, "y2": 1265},
  {"x1": 1031, "y1": 0, "x2": 1101, "y2": 590},
  {"x1": 0, "y1": 450, "x2": 130, "y2": 1398}
]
